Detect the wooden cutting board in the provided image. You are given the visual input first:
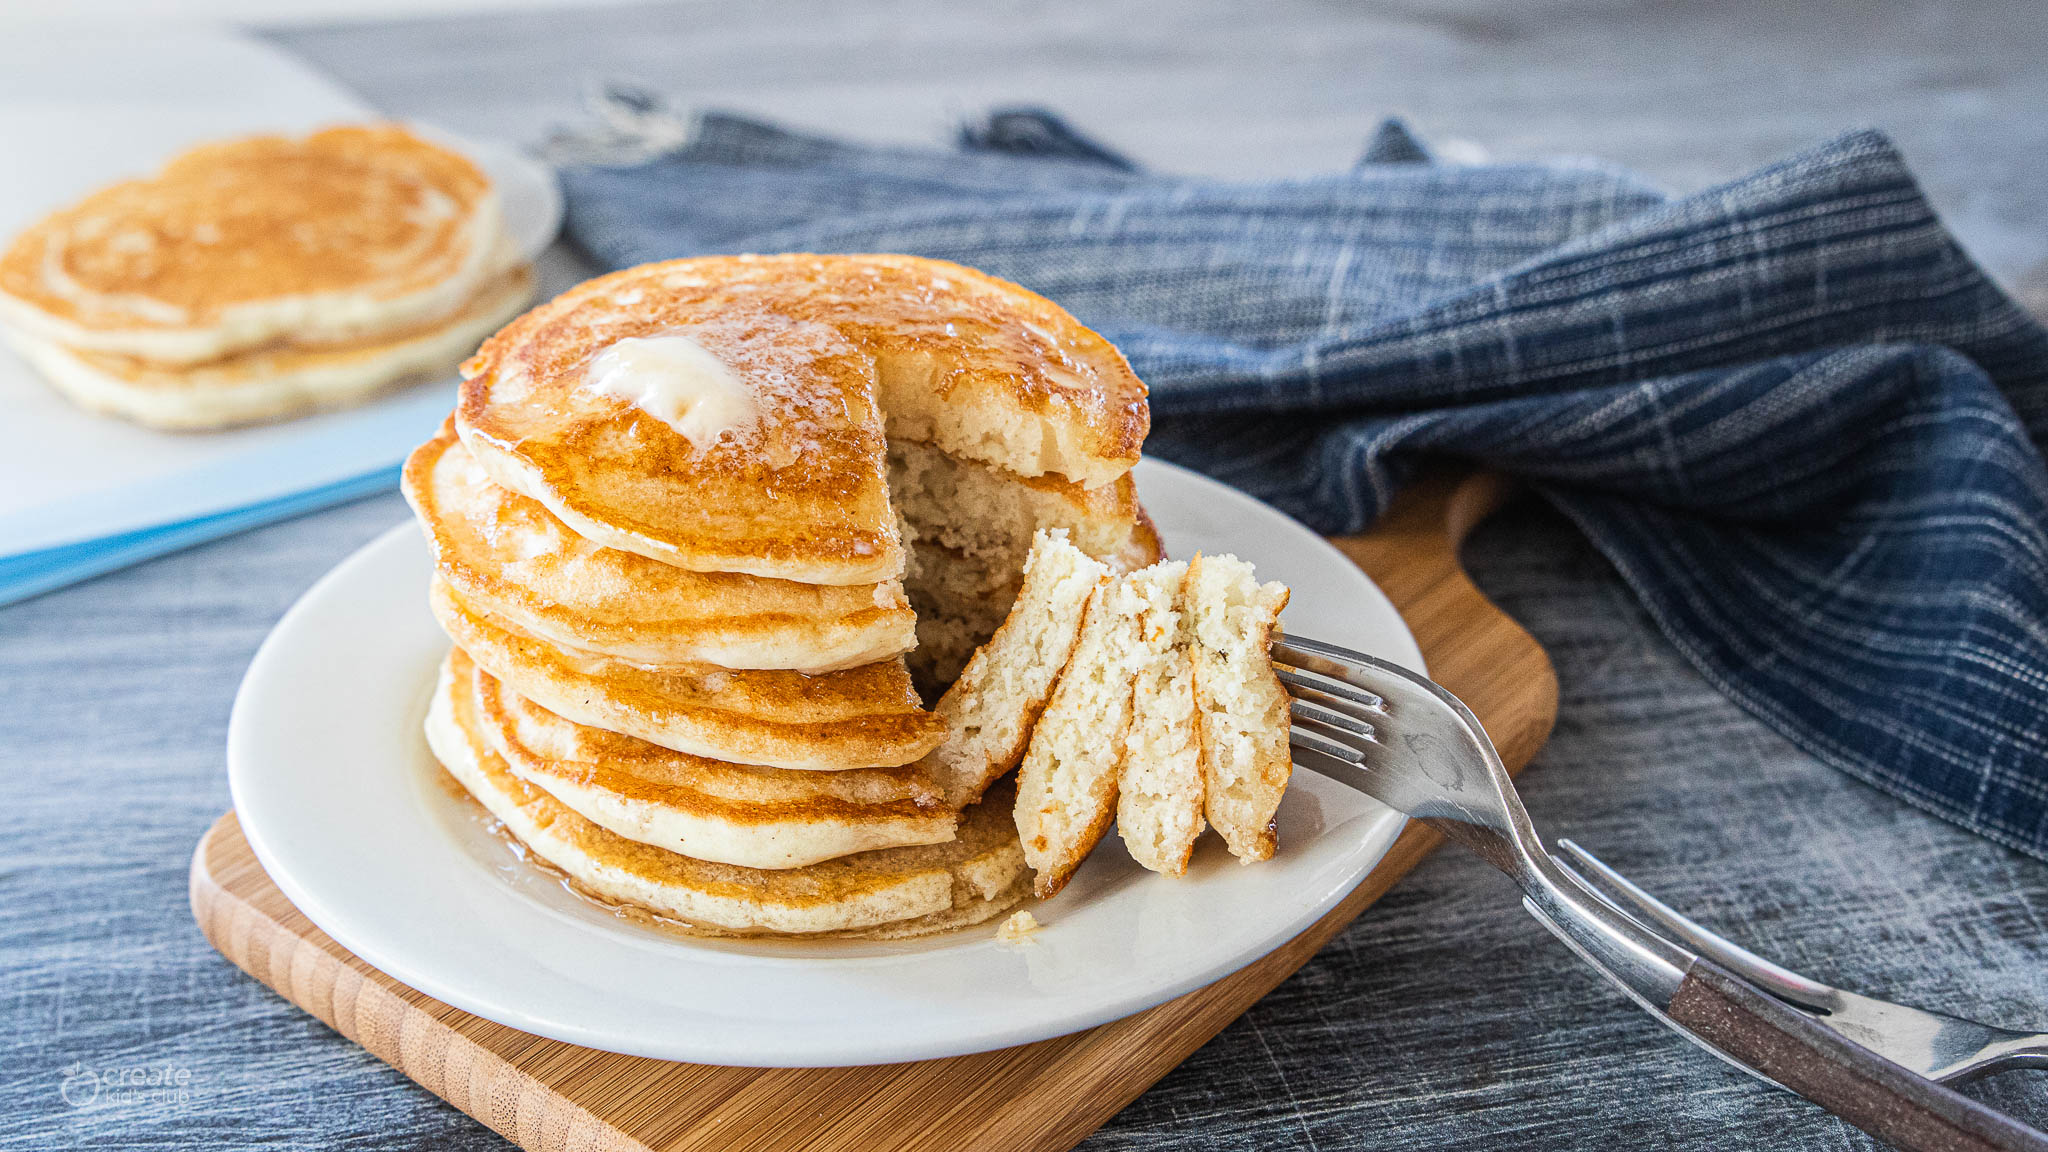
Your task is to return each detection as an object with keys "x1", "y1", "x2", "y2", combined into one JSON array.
[{"x1": 189, "y1": 470, "x2": 1557, "y2": 1152}]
